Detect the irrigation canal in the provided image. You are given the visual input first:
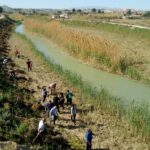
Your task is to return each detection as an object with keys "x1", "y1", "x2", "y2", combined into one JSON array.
[{"x1": 16, "y1": 24, "x2": 150, "y2": 106}]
